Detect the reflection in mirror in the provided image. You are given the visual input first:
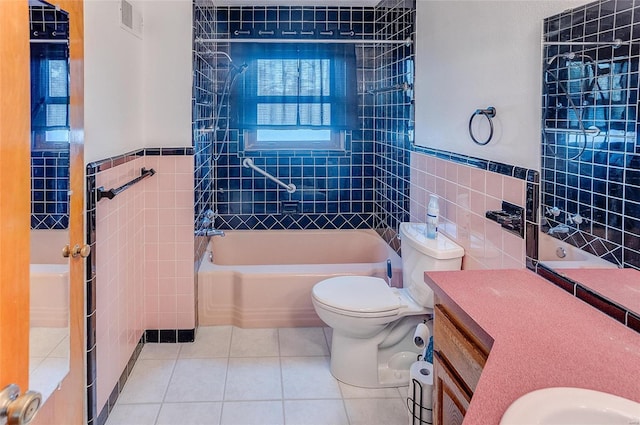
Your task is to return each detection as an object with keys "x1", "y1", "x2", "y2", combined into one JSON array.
[
  {"x1": 28, "y1": 0, "x2": 70, "y2": 402},
  {"x1": 540, "y1": 3, "x2": 640, "y2": 321}
]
